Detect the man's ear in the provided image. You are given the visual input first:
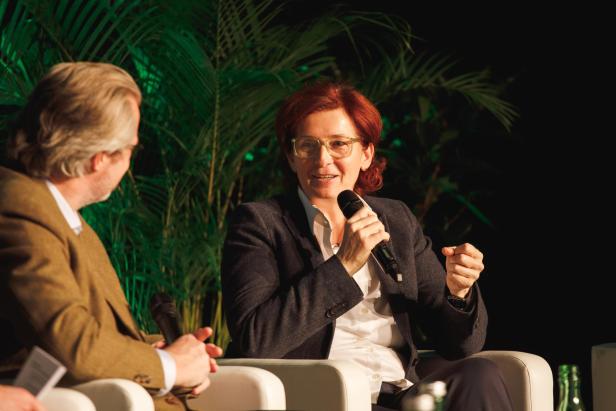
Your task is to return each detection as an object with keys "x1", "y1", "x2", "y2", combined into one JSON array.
[
  {"x1": 90, "y1": 152, "x2": 108, "y2": 172},
  {"x1": 286, "y1": 152, "x2": 297, "y2": 173}
]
